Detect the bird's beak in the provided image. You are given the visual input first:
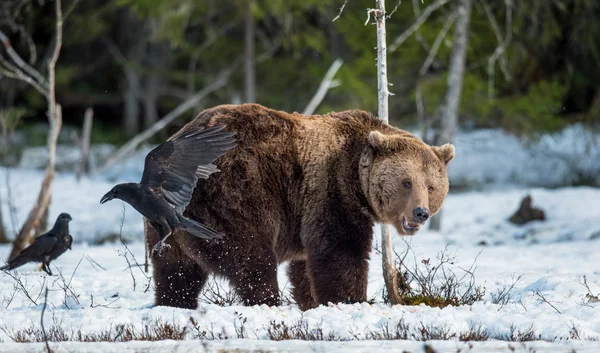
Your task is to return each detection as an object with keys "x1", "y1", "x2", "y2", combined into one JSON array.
[
  {"x1": 66, "y1": 215, "x2": 73, "y2": 222},
  {"x1": 100, "y1": 191, "x2": 114, "y2": 204}
]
